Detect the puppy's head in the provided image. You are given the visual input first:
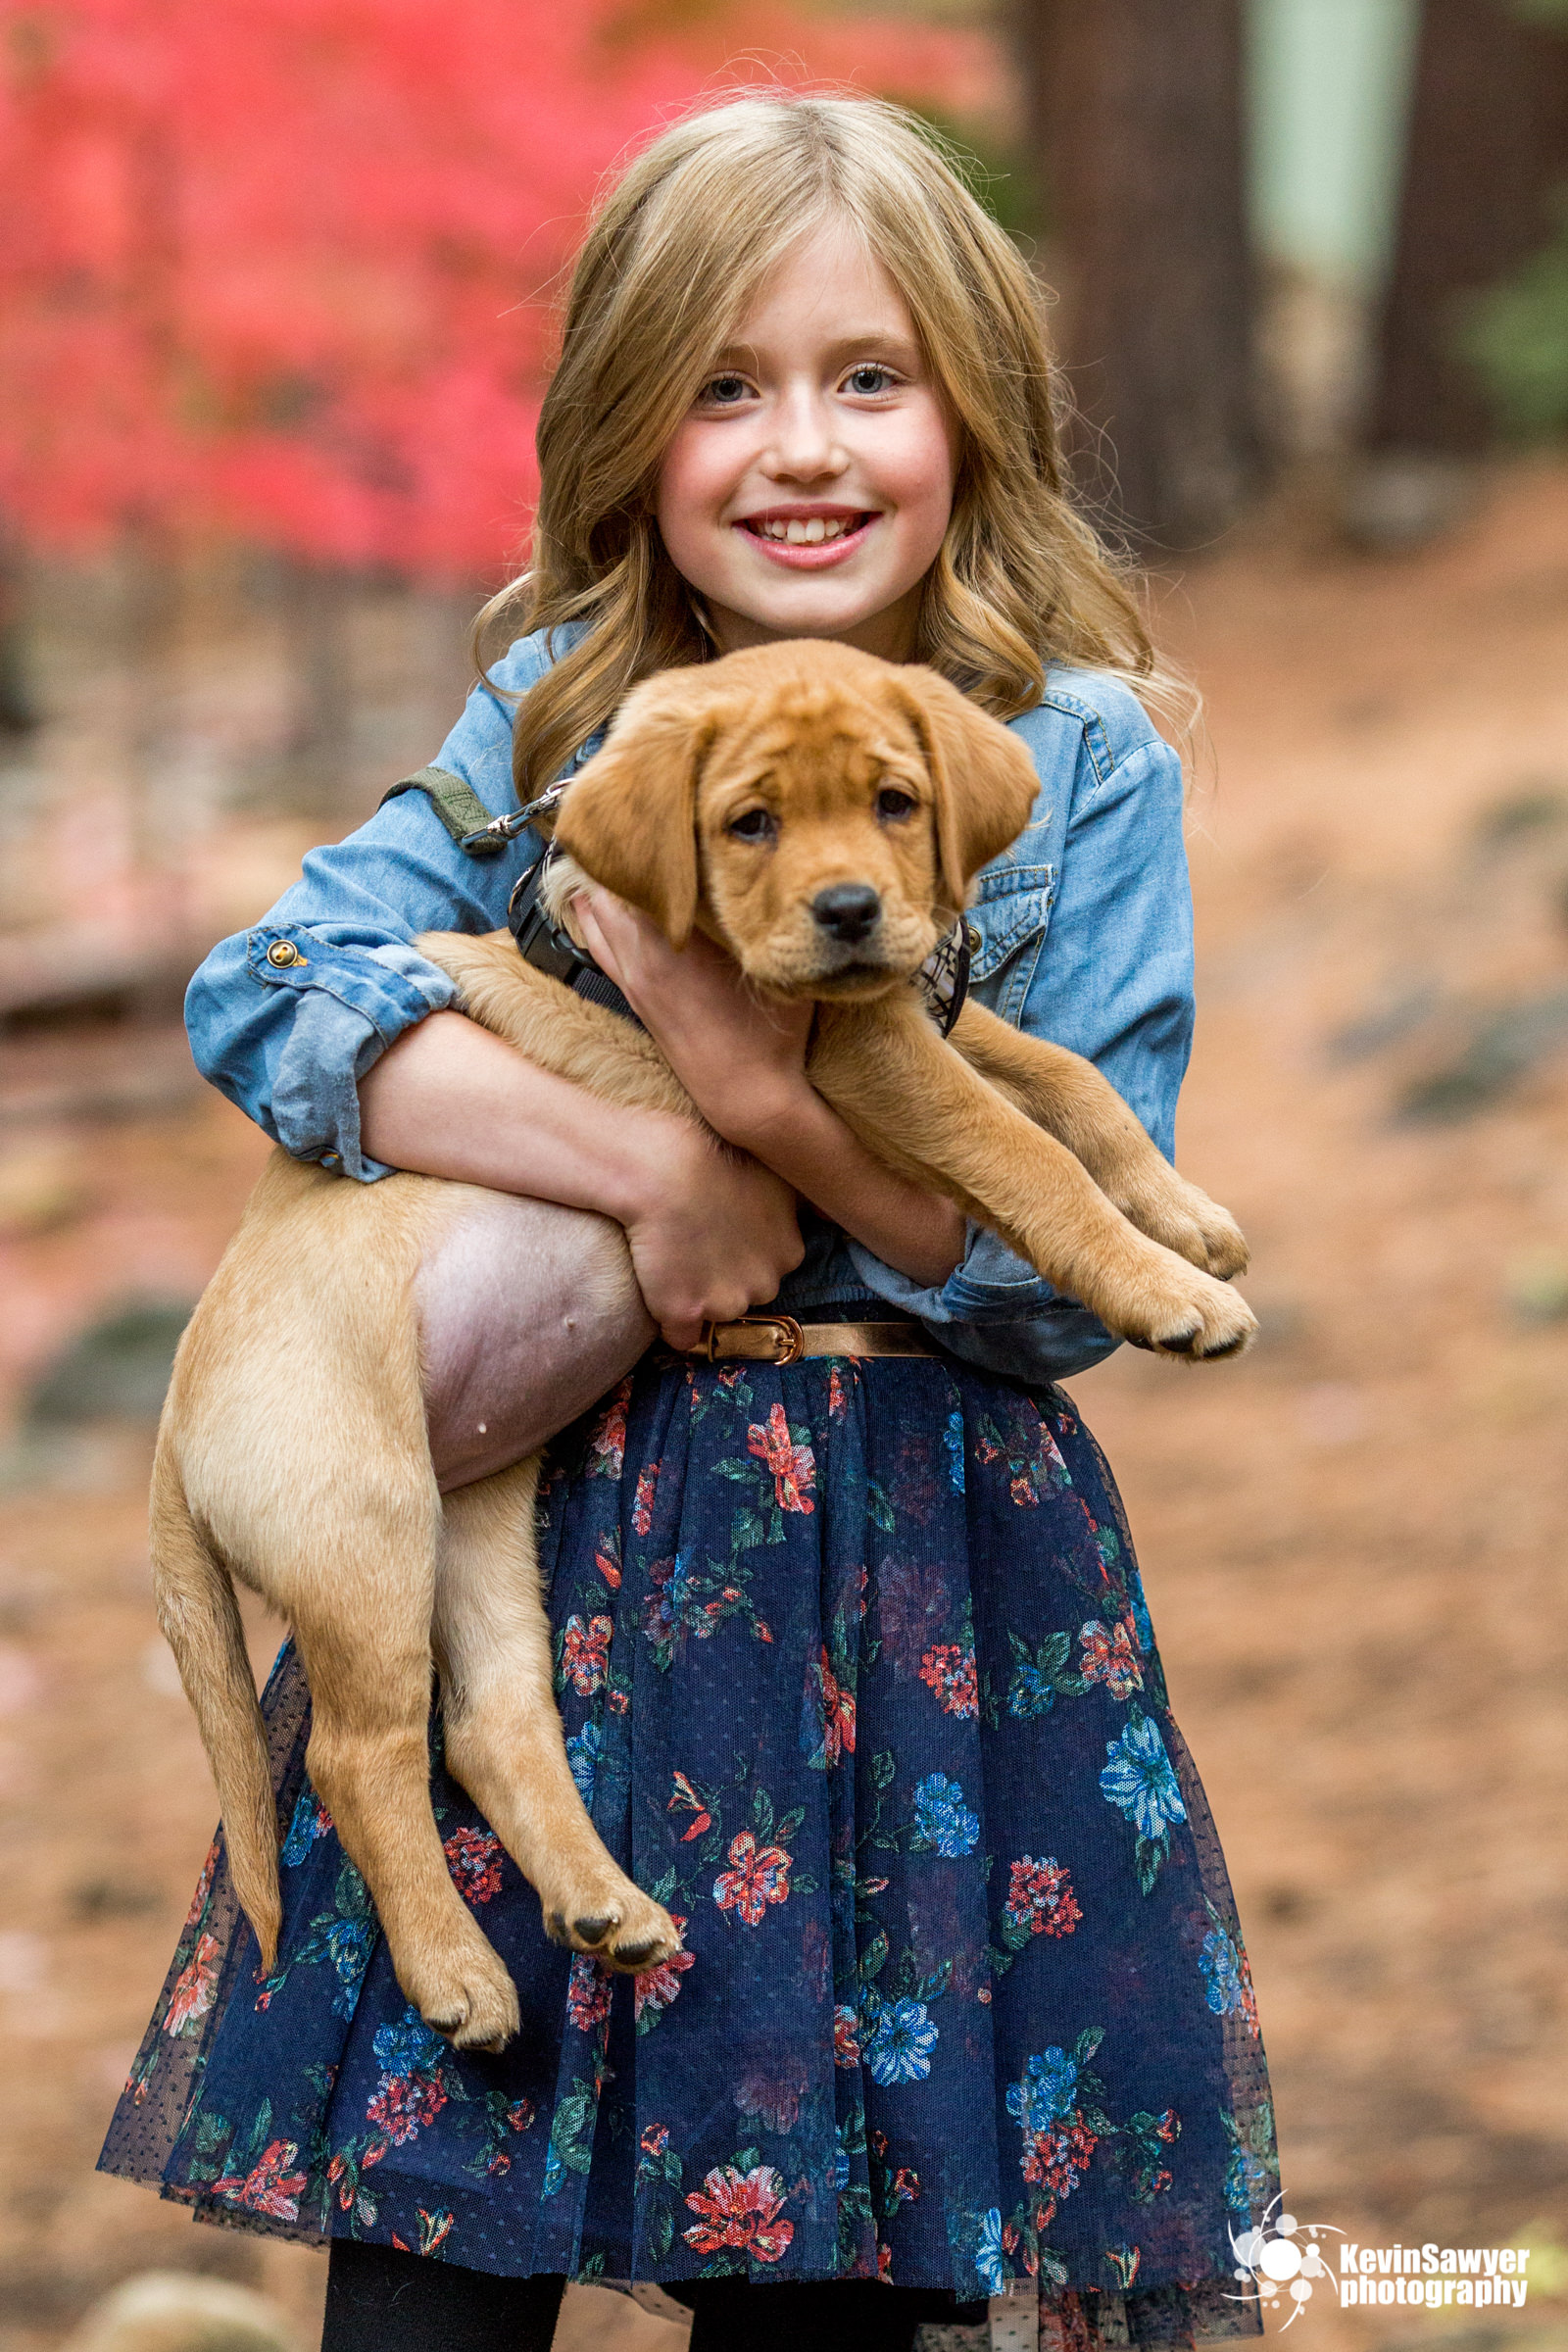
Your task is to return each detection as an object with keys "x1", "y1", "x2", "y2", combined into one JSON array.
[{"x1": 553, "y1": 641, "x2": 1039, "y2": 999}]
